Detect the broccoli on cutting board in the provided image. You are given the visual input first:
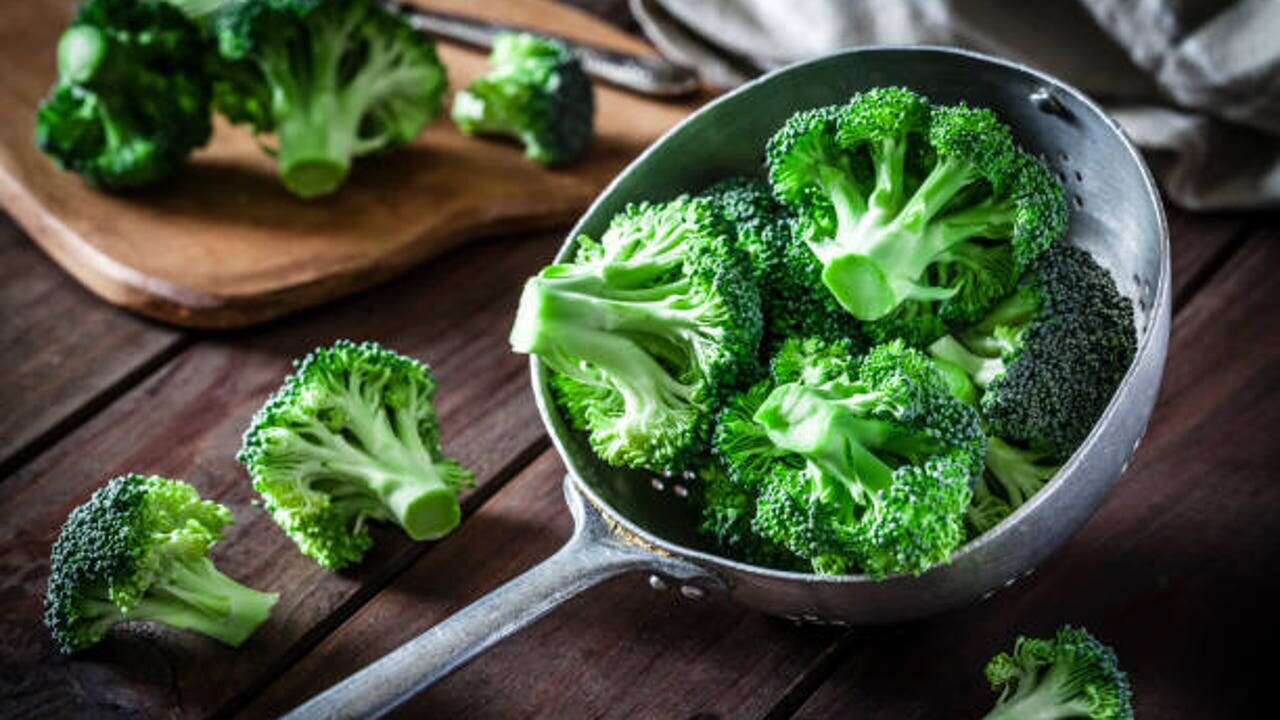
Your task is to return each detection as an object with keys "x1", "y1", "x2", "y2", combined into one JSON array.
[
  {"x1": 44, "y1": 474, "x2": 277, "y2": 653},
  {"x1": 453, "y1": 32, "x2": 595, "y2": 167},
  {"x1": 204, "y1": 0, "x2": 449, "y2": 198},
  {"x1": 35, "y1": 0, "x2": 213, "y2": 190}
]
